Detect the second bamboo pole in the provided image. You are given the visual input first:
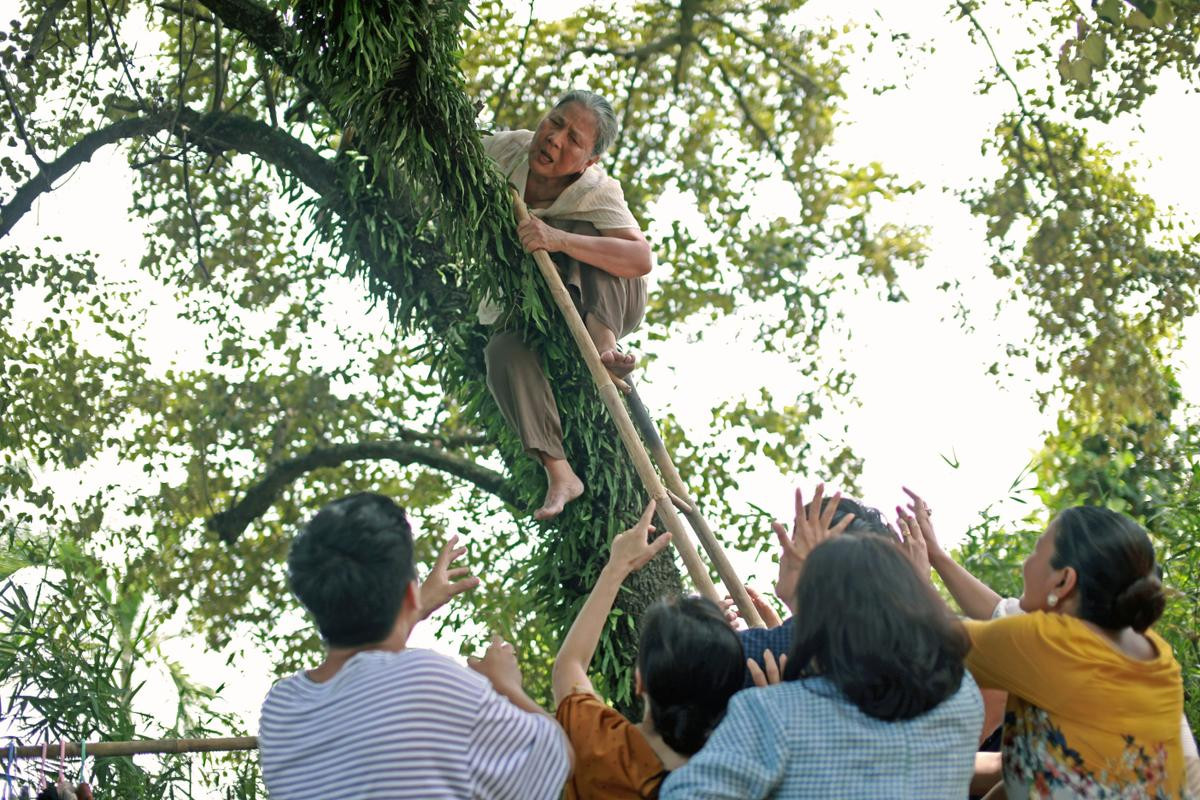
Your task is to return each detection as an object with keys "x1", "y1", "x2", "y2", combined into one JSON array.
[{"x1": 510, "y1": 190, "x2": 720, "y2": 604}]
